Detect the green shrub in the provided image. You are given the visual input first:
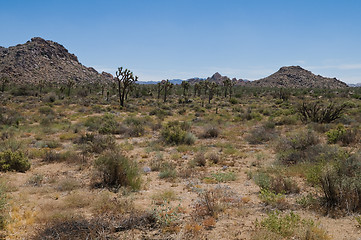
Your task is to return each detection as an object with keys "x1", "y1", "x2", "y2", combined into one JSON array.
[
  {"x1": 84, "y1": 116, "x2": 103, "y2": 131},
  {"x1": 276, "y1": 130, "x2": 319, "y2": 152},
  {"x1": 77, "y1": 134, "x2": 116, "y2": 154},
  {"x1": 85, "y1": 114, "x2": 125, "y2": 134},
  {"x1": 149, "y1": 108, "x2": 172, "y2": 119},
  {"x1": 259, "y1": 189, "x2": 286, "y2": 209},
  {"x1": 124, "y1": 117, "x2": 146, "y2": 137},
  {"x1": 326, "y1": 124, "x2": 346, "y2": 144},
  {"x1": 254, "y1": 171, "x2": 299, "y2": 194},
  {"x1": 159, "y1": 168, "x2": 177, "y2": 179},
  {"x1": 253, "y1": 172, "x2": 271, "y2": 190},
  {"x1": 94, "y1": 150, "x2": 141, "y2": 191},
  {"x1": 253, "y1": 211, "x2": 329, "y2": 240},
  {"x1": 38, "y1": 106, "x2": 55, "y2": 115},
  {"x1": 326, "y1": 125, "x2": 359, "y2": 145},
  {"x1": 161, "y1": 121, "x2": 195, "y2": 145},
  {"x1": 275, "y1": 130, "x2": 324, "y2": 165},
  {"x1": 229, "y1": 98, "x2": 238, "y2": 104},
  {"x1": 0, "y1": 150, "x2": 30, "y2": 172},
  {"x1": 0, "y1": 107, "x2": 22, "y2": 126},
  {"x1": 158, "y1": 162, "x2": 177, "y2": 179},
  {"x1": 99, "y1": 114, "x2": 126, "y2": 134},
  {"x1": 209, "y1": 172, "x2": 236, "y2": 182},
  {"x1": 183, "y1": 132, "x2": 197, "y2": 145}
]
